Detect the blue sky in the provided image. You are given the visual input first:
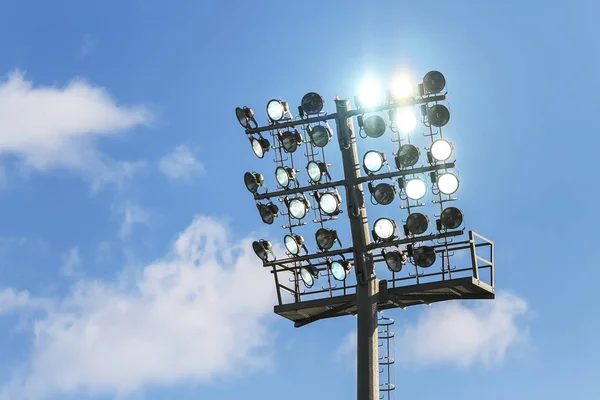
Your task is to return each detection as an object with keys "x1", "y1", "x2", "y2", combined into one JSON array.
[{"x1": 0, "y1": 0, "x2": 598, "y2": 399}]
